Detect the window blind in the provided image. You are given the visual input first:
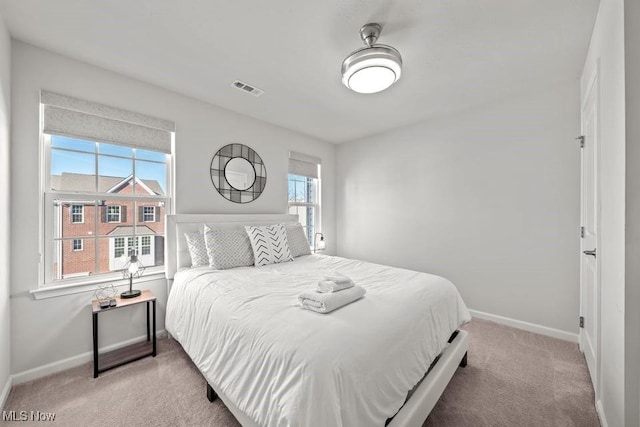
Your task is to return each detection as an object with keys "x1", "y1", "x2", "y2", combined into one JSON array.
[
  {"x1": 41, "y1": 91, "x2": 175, "y2": 154},
  {"x1": 288, "y1": 151, "x2": 321, "y2": 179}
]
